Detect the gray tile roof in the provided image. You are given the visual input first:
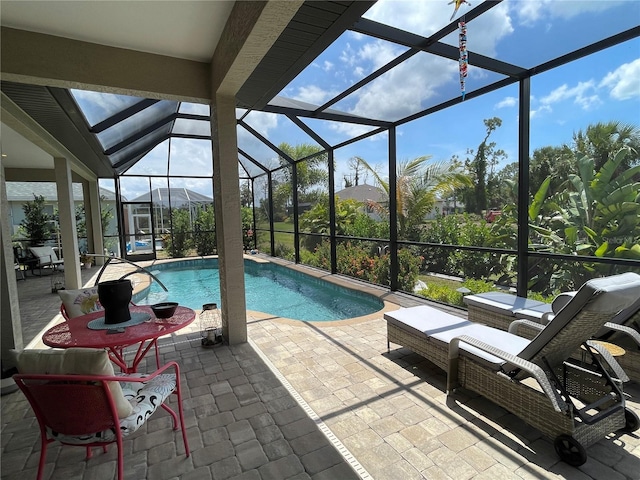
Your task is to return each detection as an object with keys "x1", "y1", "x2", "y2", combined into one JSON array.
[
  {"x1": 130, "y1": 188, "x2": 213, "y2": 208},
  {"x1": 335, "y1": 184, "x2": 386, "y2": 203},
  {"x1": 5, "y1": 182, "x2": 118, "y2": 202}
]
